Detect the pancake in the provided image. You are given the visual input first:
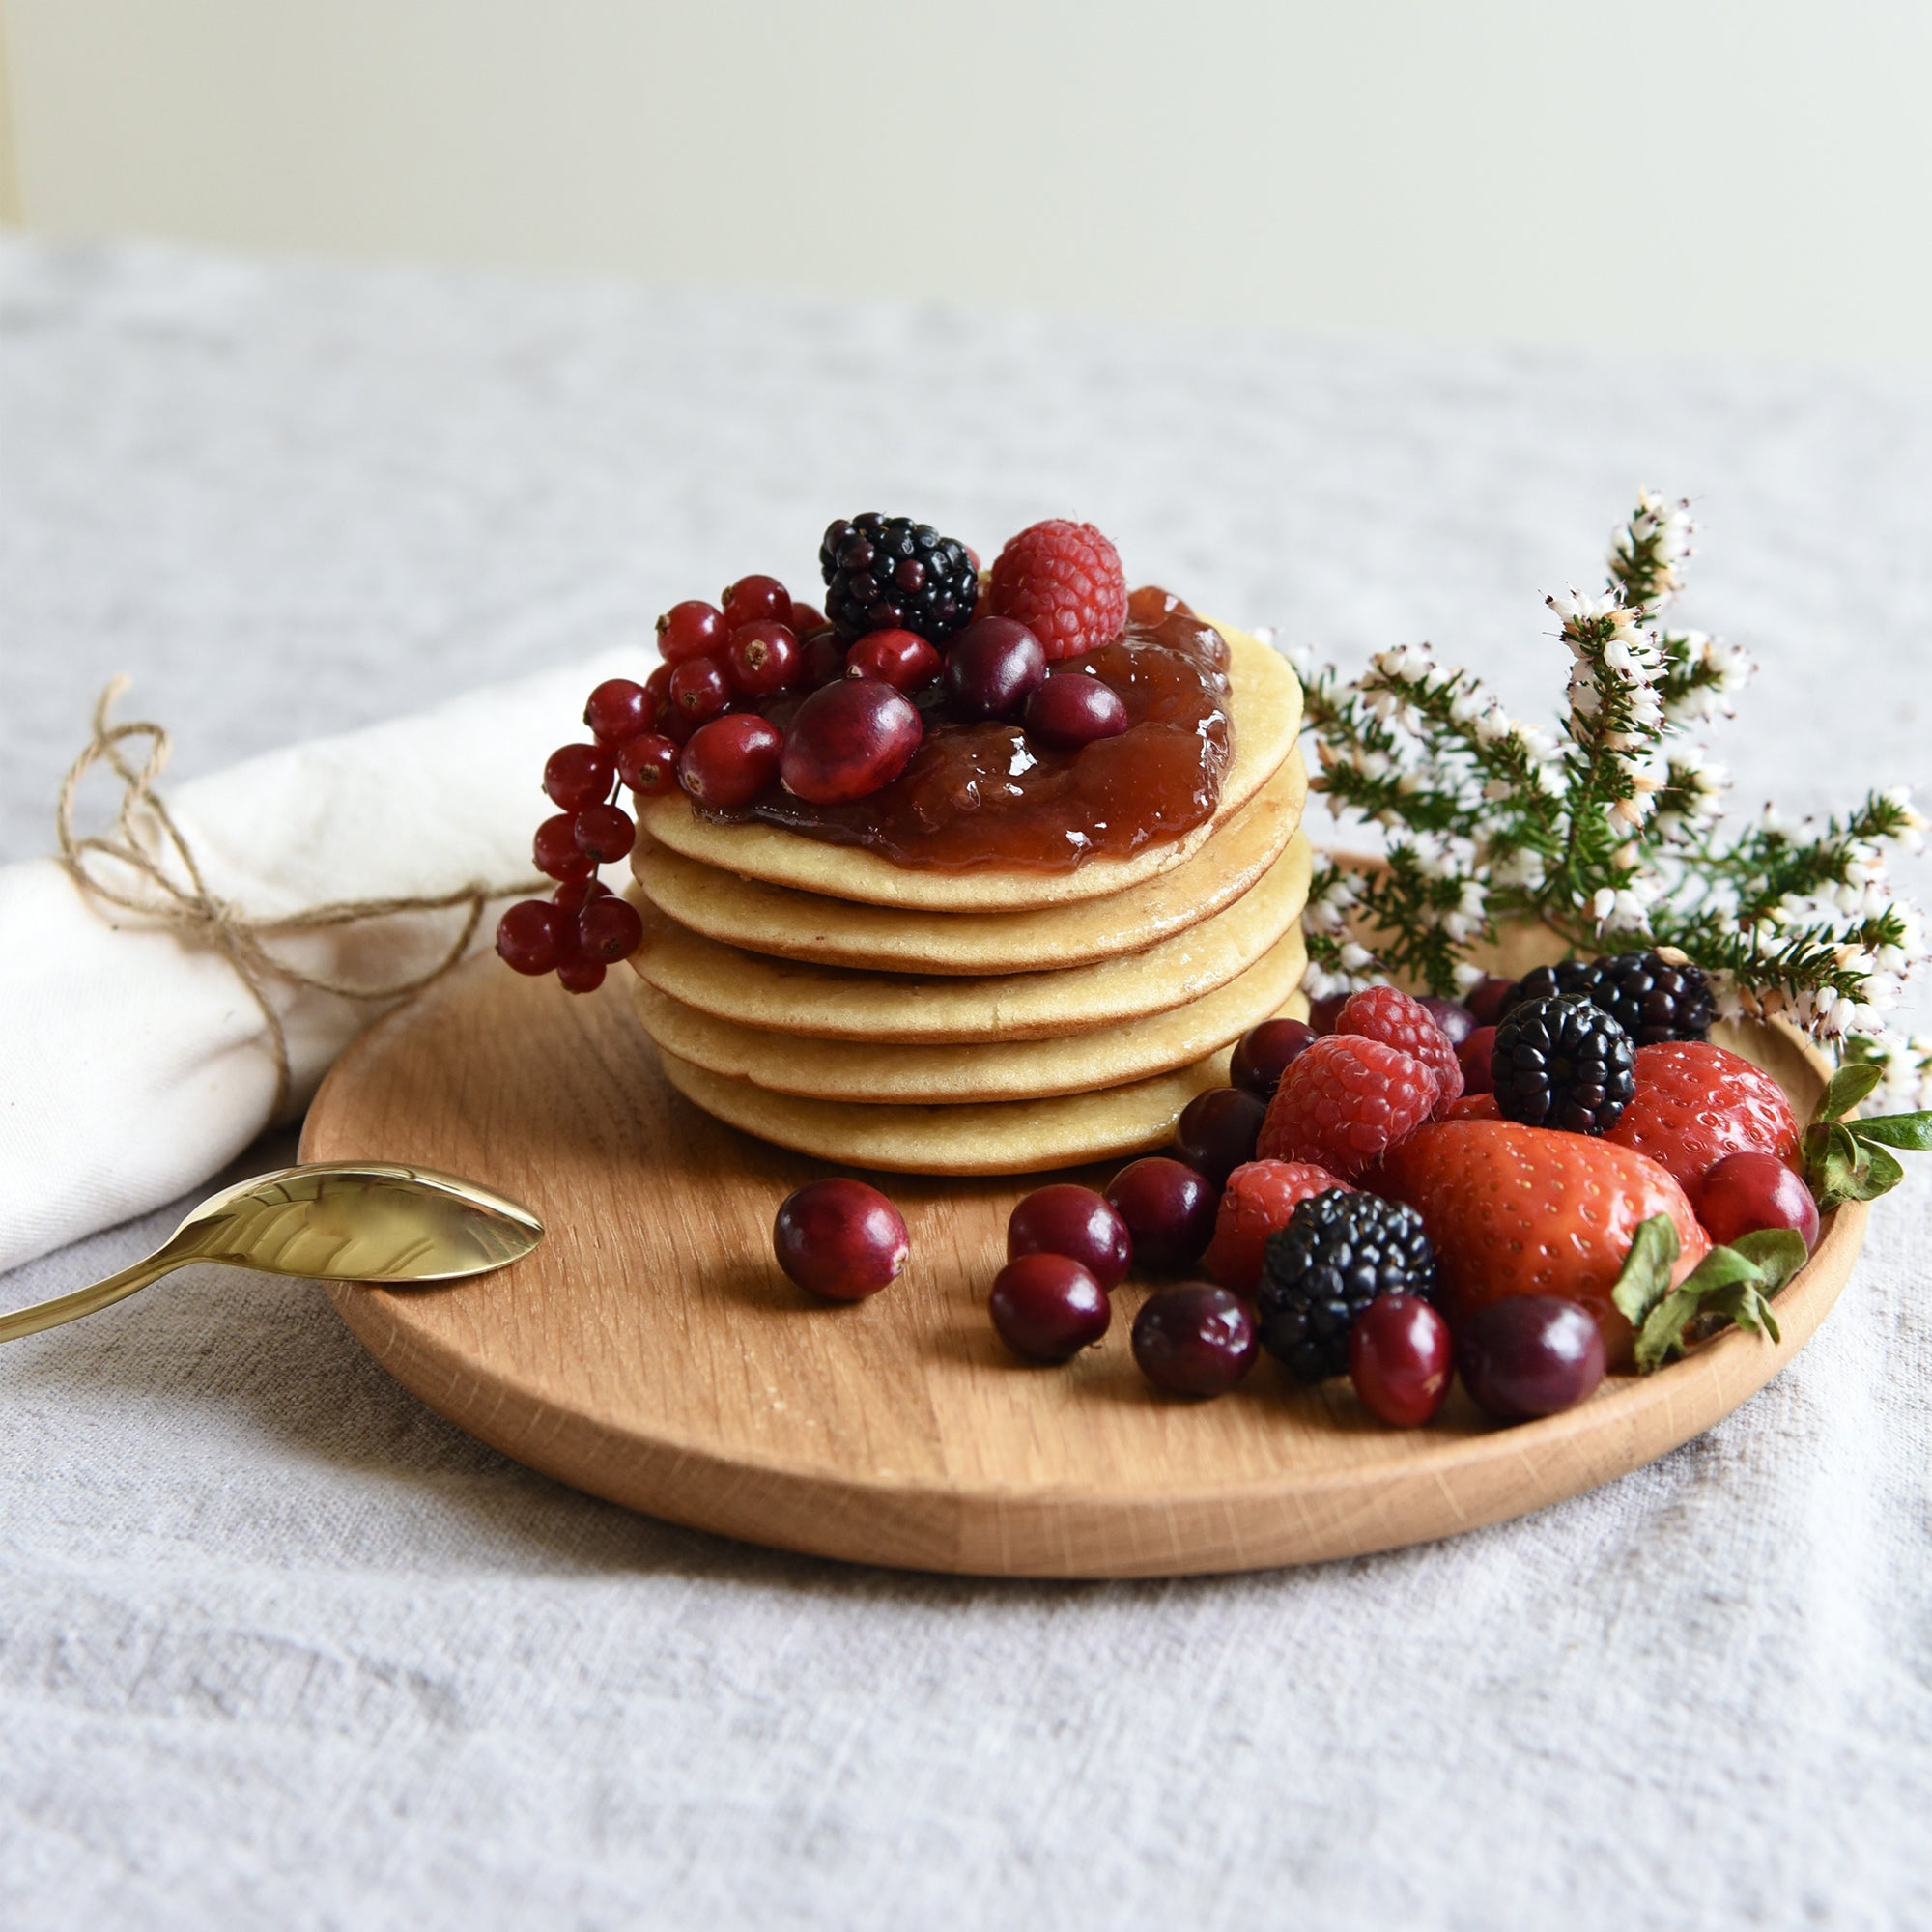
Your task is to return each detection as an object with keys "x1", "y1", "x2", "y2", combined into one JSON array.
[
  {"x1": 634, "y1": 626, "x2": 1301, "y2": 911},
  {"x1": 631, "y1": 934, "x2": 1308, "y2": 1104},
  {"x1": 632, "y1": 762, "x2": 1309, "y2": 978},
  {"x1": 656, "y1": 1047, "x2": 1243, "y2": 1175},
  {"x1": 623, "y1": 837, "x2": 1312, "y2": 1043}
]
